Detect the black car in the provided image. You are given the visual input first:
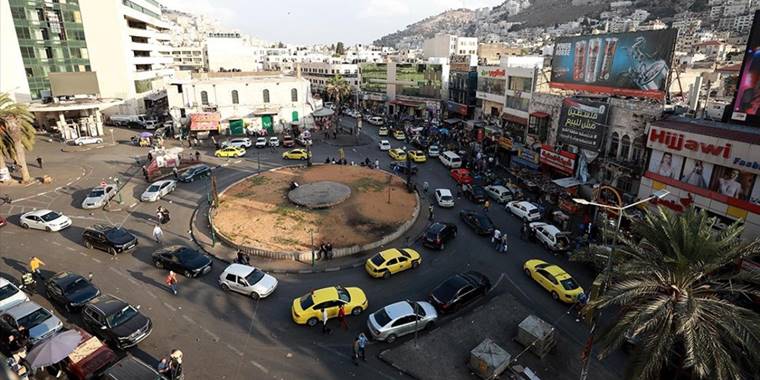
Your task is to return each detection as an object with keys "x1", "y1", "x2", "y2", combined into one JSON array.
[
  {"x1": 429, "y1": 271, "x2": 491, "y2": 313},
  {"x1": 422, "y1": 222, "x2": 458, "y2": 250},
  {"x1": 178, "y1": 164, "x2": 211, "y2": 183},
  {"x1": 389, "y1": 162, "x2": 418, "y2": 175},
  {"x1": 463, "y1": 184, "x2": 487, "y2": 204},
  {"x1": 100, "y1": 354, "x2": 168, "y2": 380},
  {"x1": 45, "y1": 272, "x2": 100, "y2": 311},
  {"x1": 82, "y1": 224, "x2": 138, "y2": 255},
  {"x1": 410, "y1": 136, "x2": 429, "y2": 149},
  {"x1": 81, "y1": 294, "x2": 152, "y2": 349},
  {"x1": 459, "y1": 210, "x2": 495, "y2": 236},
  {"x1": 152, "y1": 246, "x2": 212, "y2": 278}
]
